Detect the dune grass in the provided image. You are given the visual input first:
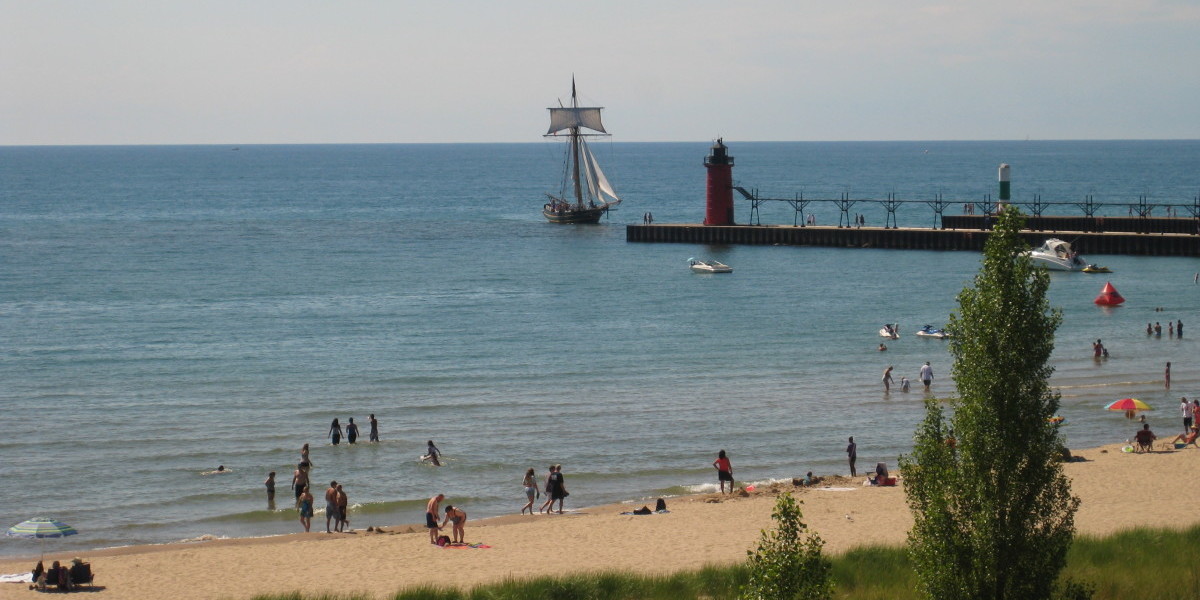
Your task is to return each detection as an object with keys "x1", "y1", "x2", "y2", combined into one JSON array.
[{"x1": 249, "y1": 524, "x2": 1200, "y2": 600}]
